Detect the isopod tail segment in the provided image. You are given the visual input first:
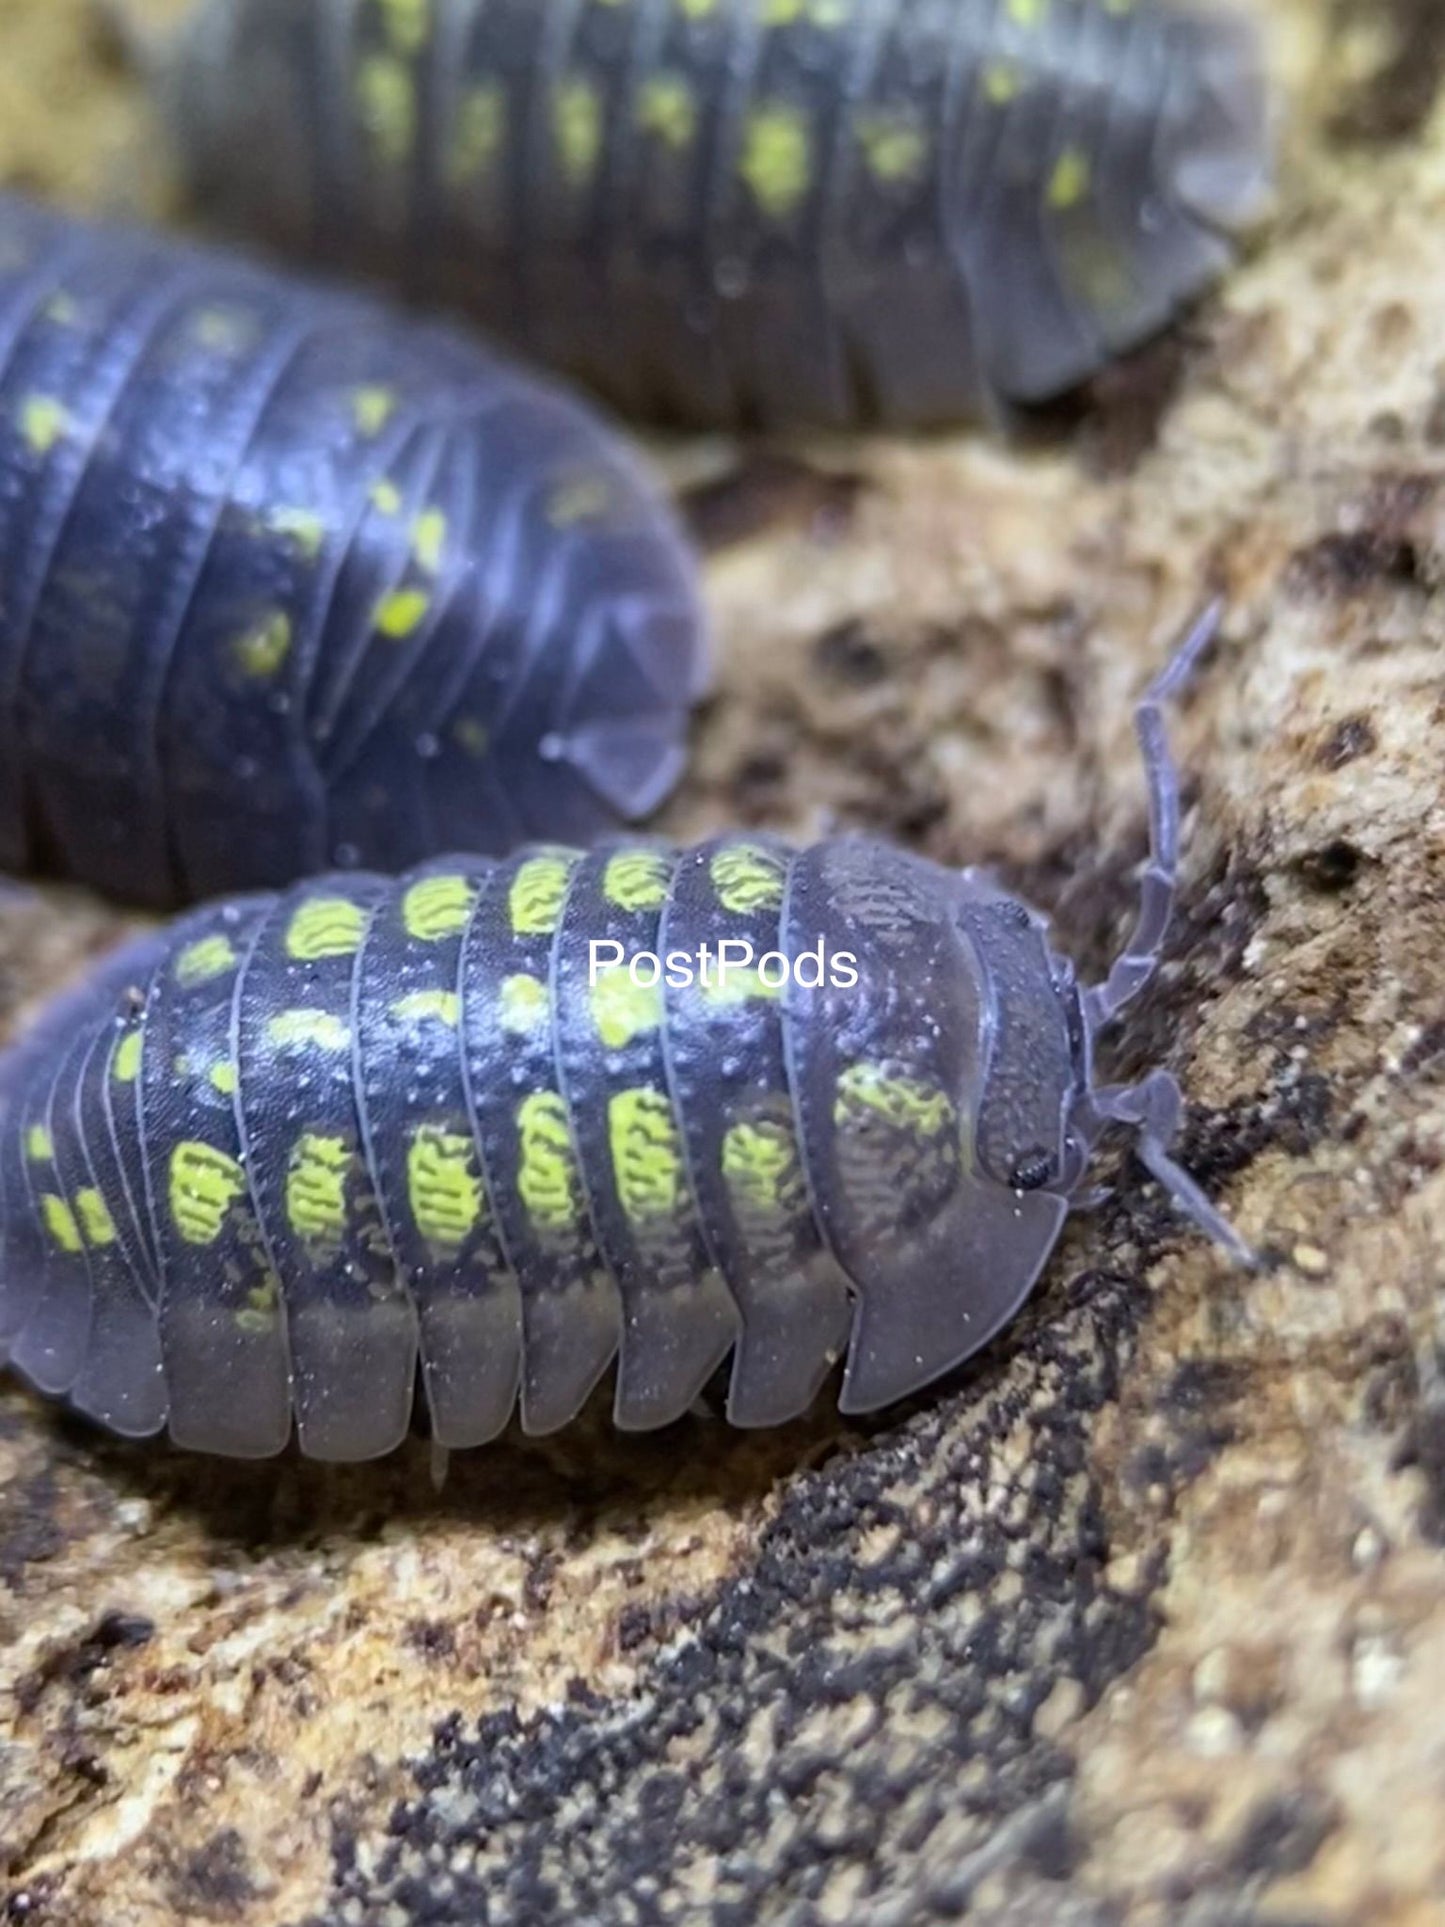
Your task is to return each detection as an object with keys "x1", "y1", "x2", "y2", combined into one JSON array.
[{"x1": 1071, "y1": 600, "x2": 1257, "y2": 1268}]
